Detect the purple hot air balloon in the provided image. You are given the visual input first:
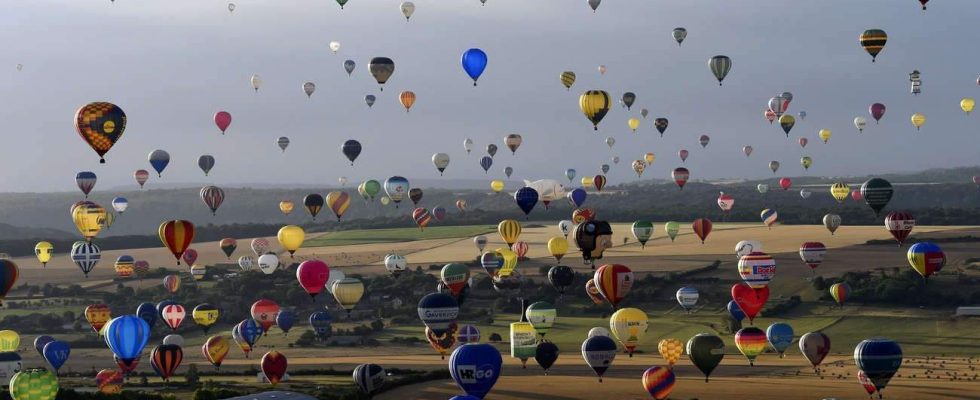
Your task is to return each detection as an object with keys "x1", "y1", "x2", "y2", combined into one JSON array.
[{"x1": 870, "y1": 103, "x2": 886, "y2": 124}]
